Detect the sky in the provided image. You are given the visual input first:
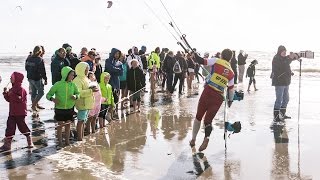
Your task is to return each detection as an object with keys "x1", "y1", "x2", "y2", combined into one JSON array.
[{"x1": 0, "y1": 0, "x2": 319, "y2": 55}]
